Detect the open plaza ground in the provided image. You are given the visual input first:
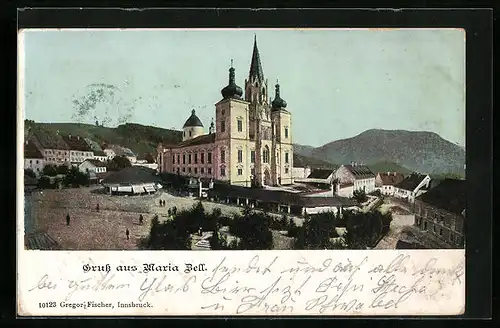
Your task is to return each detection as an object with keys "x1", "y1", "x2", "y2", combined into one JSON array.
[{"x1": 28, "y1": 186, "x2": 305, "y2": 250}]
